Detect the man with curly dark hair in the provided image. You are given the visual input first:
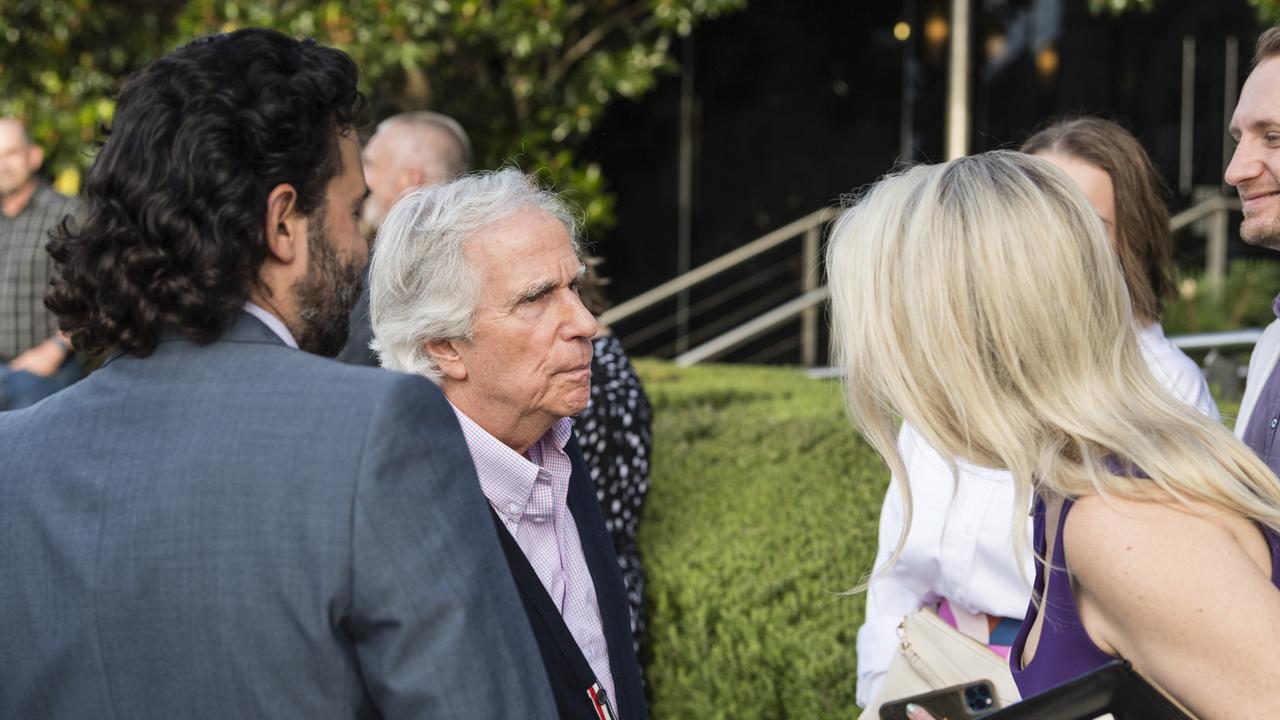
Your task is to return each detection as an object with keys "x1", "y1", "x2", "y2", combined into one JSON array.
[{"x1": 0, "y1": 28, "x2": 557, "y2": 719}]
